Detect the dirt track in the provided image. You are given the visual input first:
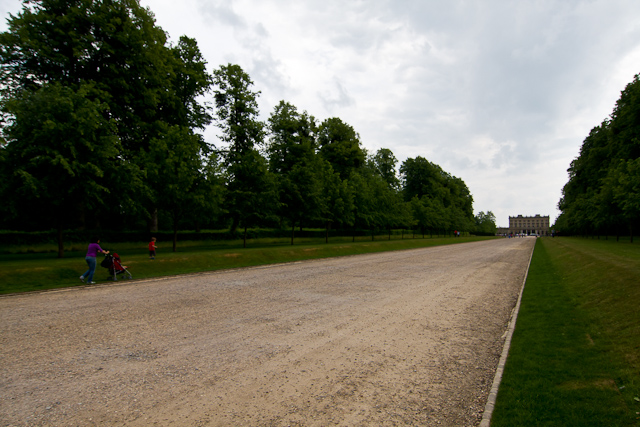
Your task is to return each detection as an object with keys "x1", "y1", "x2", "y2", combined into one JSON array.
[{"x1": 0, "y1": 238, "x2": 535, "y2": 426}]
